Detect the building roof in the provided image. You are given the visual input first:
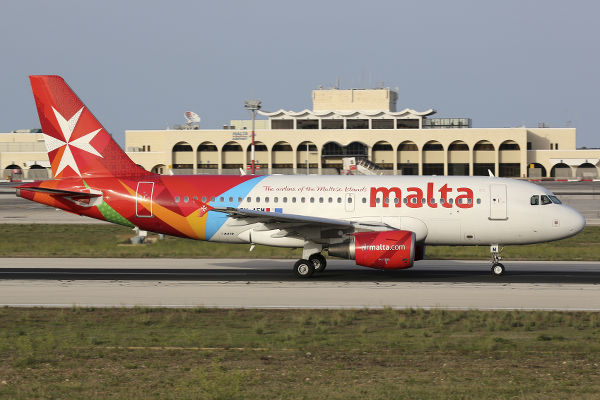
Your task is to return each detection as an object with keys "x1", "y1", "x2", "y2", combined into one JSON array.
[{"x1": 258, "y1": 108, "x2": 436, "y2": 119}]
